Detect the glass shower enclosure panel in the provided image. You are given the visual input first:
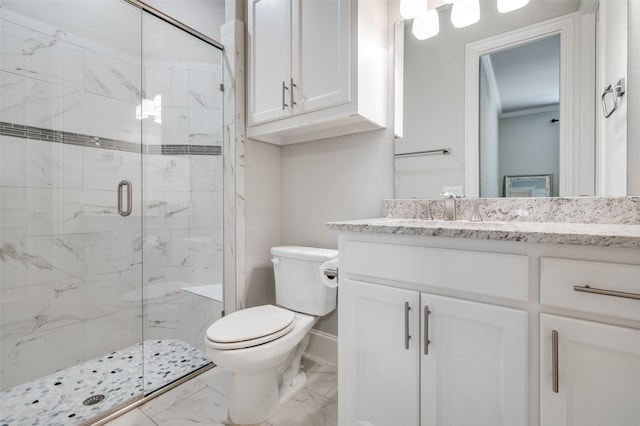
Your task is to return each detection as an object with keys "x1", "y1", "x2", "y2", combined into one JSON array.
[
  {"x1": 0, "y1": 0, "x2": 145, "y2": 422},
  {"x1": 140, "y1": 11, "x2": 223, "y2": 394}
]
